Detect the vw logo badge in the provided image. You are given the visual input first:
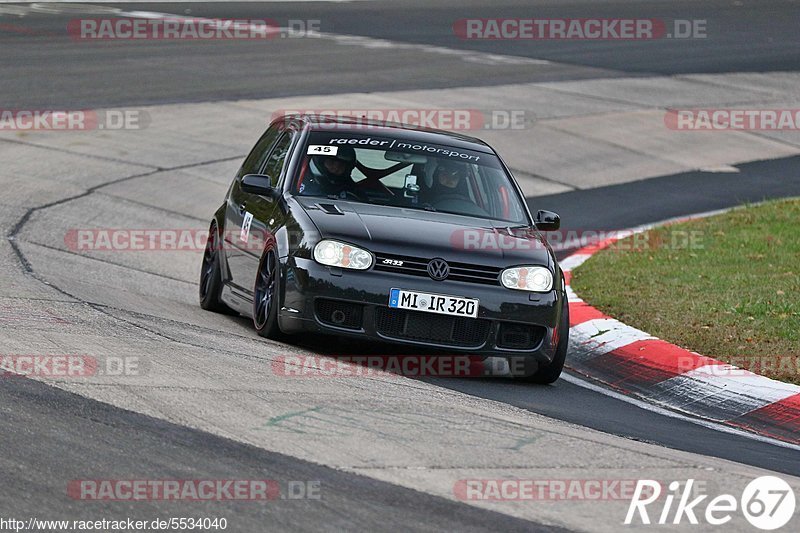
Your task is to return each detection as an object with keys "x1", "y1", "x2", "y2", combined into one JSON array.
[{"x1": 427, "y1": 258, "x2": 450, "y2": 281}]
